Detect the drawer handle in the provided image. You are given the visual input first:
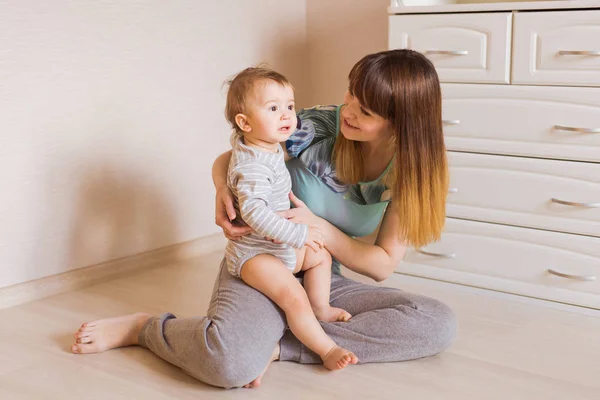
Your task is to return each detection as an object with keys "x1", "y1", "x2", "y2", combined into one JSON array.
[
  {"x1": 417, "y1": 249, "x2": 456, "y2": 259},
  {"x1": 558, "y1": 50, "x2": 600, "y2": 56},
  {"x1": 551, "y1": 197, "x2": 600, "y2": 208},
  {"x1": 554, "y1": 124, "x2": 600, "y2": 134},
  {"x1": 548, "y1": 269, "x2": 596, "y2": 282},
  {"x1": 443, "y1": 119, "x2": 460, "y2": 126},
  {"x1": 426, "y1": 50, "x2": 469, "y2": 56},
  {"x1": 448, "y1": 188, "x2": 459, "y2": 194}
]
